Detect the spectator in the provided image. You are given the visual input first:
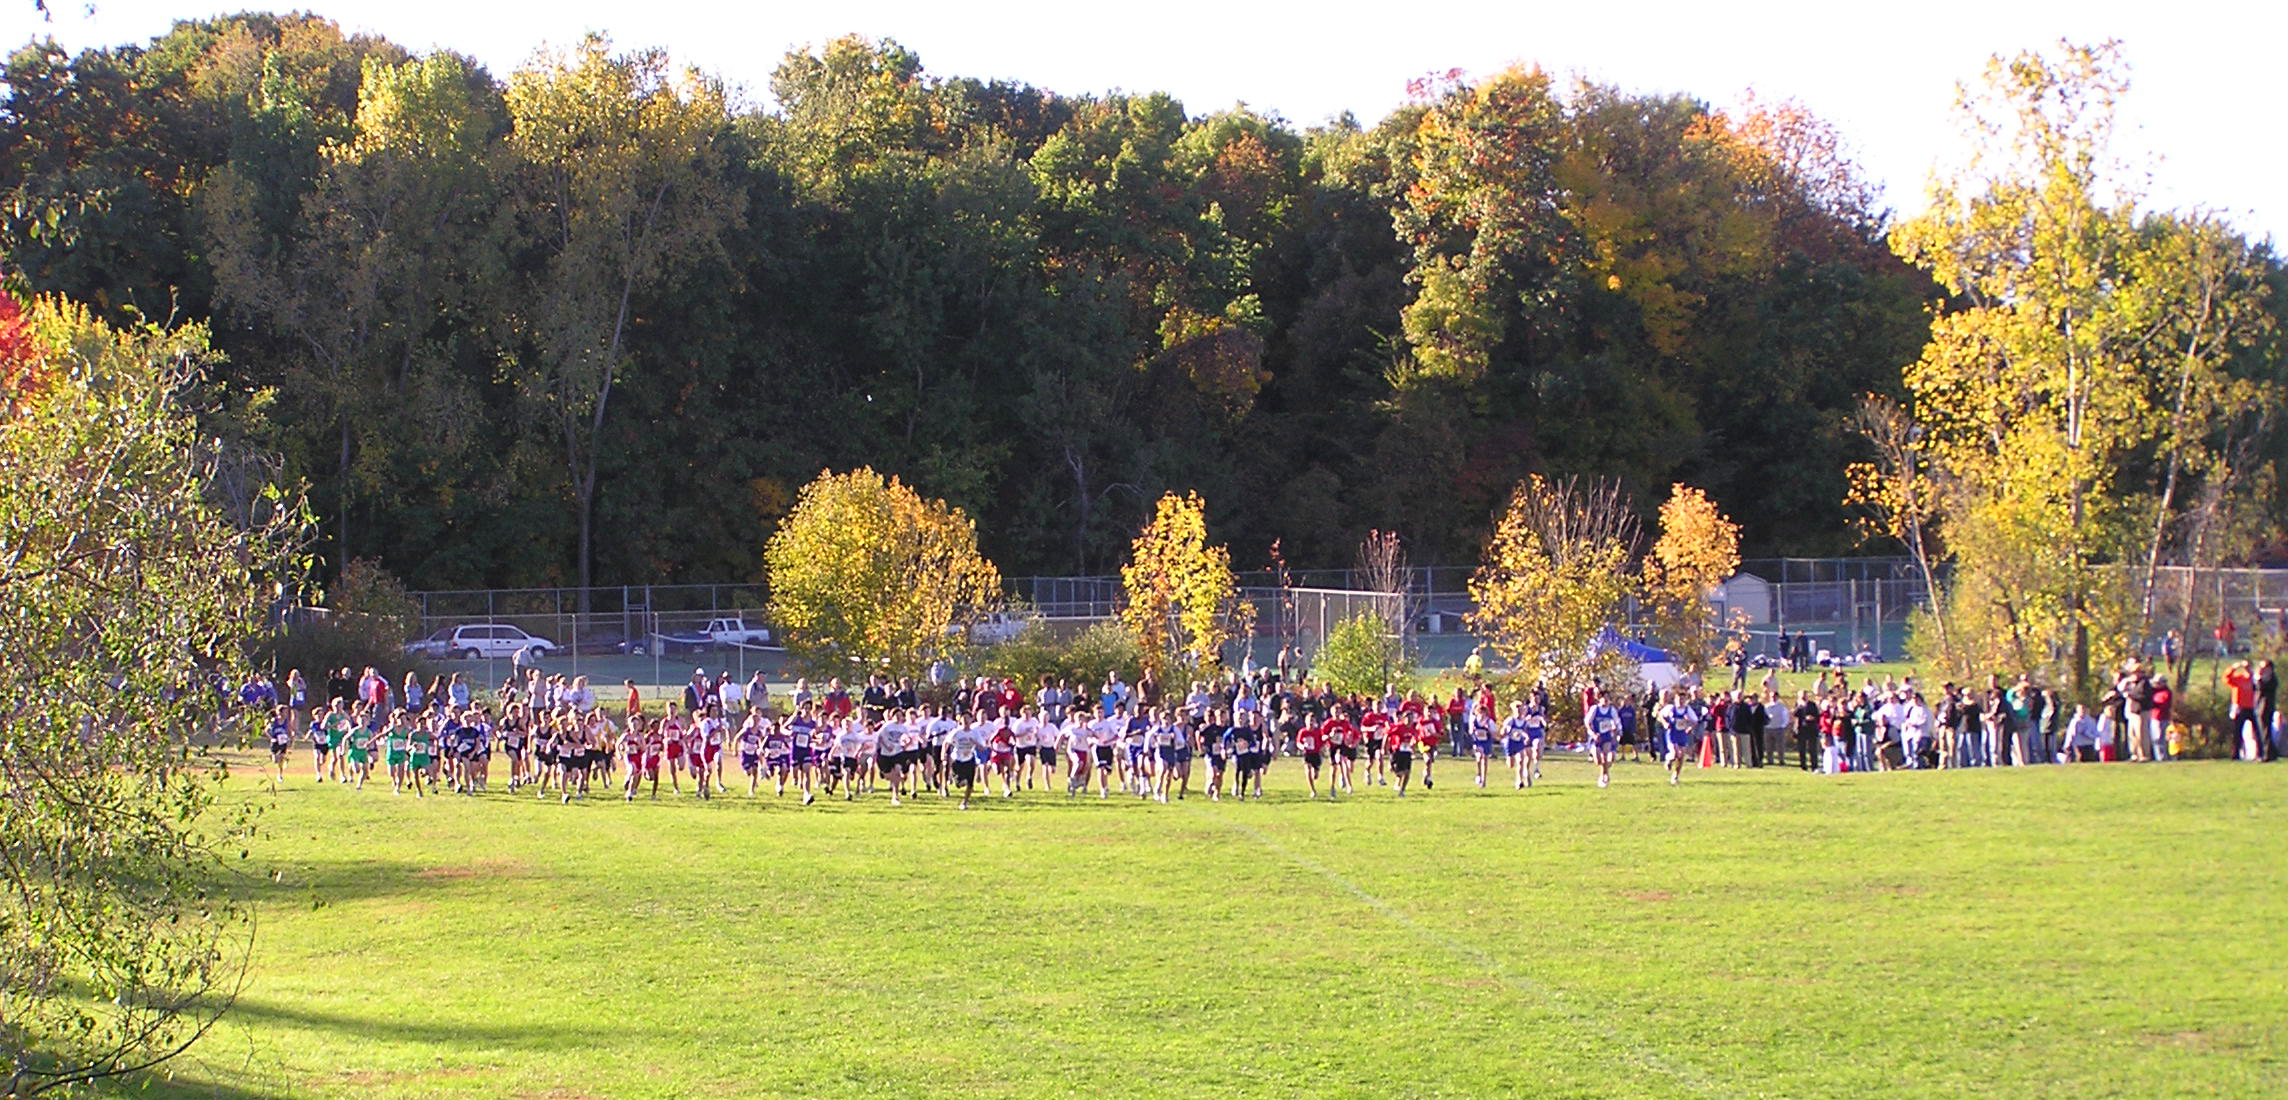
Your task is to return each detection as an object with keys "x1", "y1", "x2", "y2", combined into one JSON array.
[
  {"x1": 2062, "y1": 704, "x2": 2103, "y2": 762},
  {"x1": 2258, "y1": 659, "x2": 2278, "y2": 762},
  {"x1": 2225, "y1": 661, "x2": 2260, "y2": 760},
  {"x1": 2149, "y1": 677, "x2": 2176, "y2": 760}
]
